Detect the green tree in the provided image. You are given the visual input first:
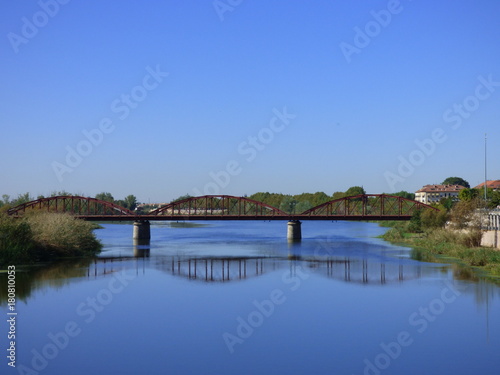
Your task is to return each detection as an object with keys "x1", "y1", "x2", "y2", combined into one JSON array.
[
  {"x1": 2, "y1": 195, "x2": 10, "y2": 205},
  {"x1": 95, "y1": 192, "x2": 114, "y2": 203},
  {"x1": 123, "y1": 195, "x2": 138, "y2": 210},
  {"x1": 490, "y1": 190, "x2": 500, "y2": 208},
  {"x1": 391, "y1": 191, "x2": 416, "y2": 200},
  {"x1": 458, "y1": 188, "x2": 479, "y2": 202},
  {"x1": 279, "y1": 196, "x2": 298, "y2": 213},
  {"x1": 295, "y1": 200, "x2": 312, "y2": 213},
  {"x1": 13, "y1": 192, "x2": 33, "y2": 206},
  {"x1": 442, "y1": 177, "x2": 470, "y2": 188},
  {"x1": 331, "y1": 191, "x2": 346, "y2": 200},
  {"x1": 449, "y1": 198, "x2": 481, "y2": 230},
  {"x1": 50, "y1": 190, "x2": 72, "y2": 197},
  {"x1": 421, "y1": 209, "x2": 448, "y2": 229},
  {"x1": 249, "y1": 192, "x2": 286, "y2": 209},
  {"x1": 345, "y1": 186, "x2": 366, "y2": 197},
  {"x1": 439, "y1": 197, "x2": 455, "y2": 210},
  {"x1": 293, "y1": 192, "x2": 330, "y2": 207},
  {"x1": 406, "y1": 210, "x2": 422, "y2": 233}
]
